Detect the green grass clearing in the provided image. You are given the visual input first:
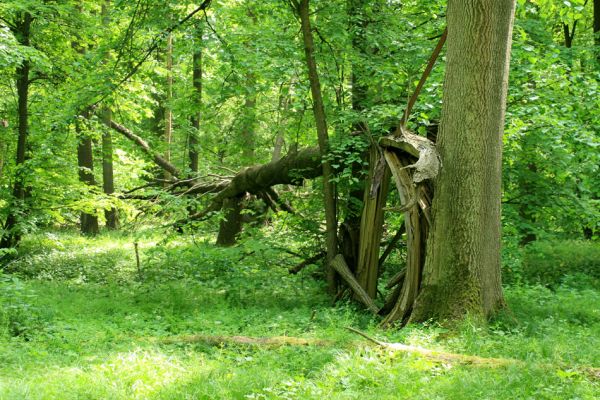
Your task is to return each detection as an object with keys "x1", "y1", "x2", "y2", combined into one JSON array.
[{"x1": 1, "y1": 231, "x2": 599, "y2": 399}]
